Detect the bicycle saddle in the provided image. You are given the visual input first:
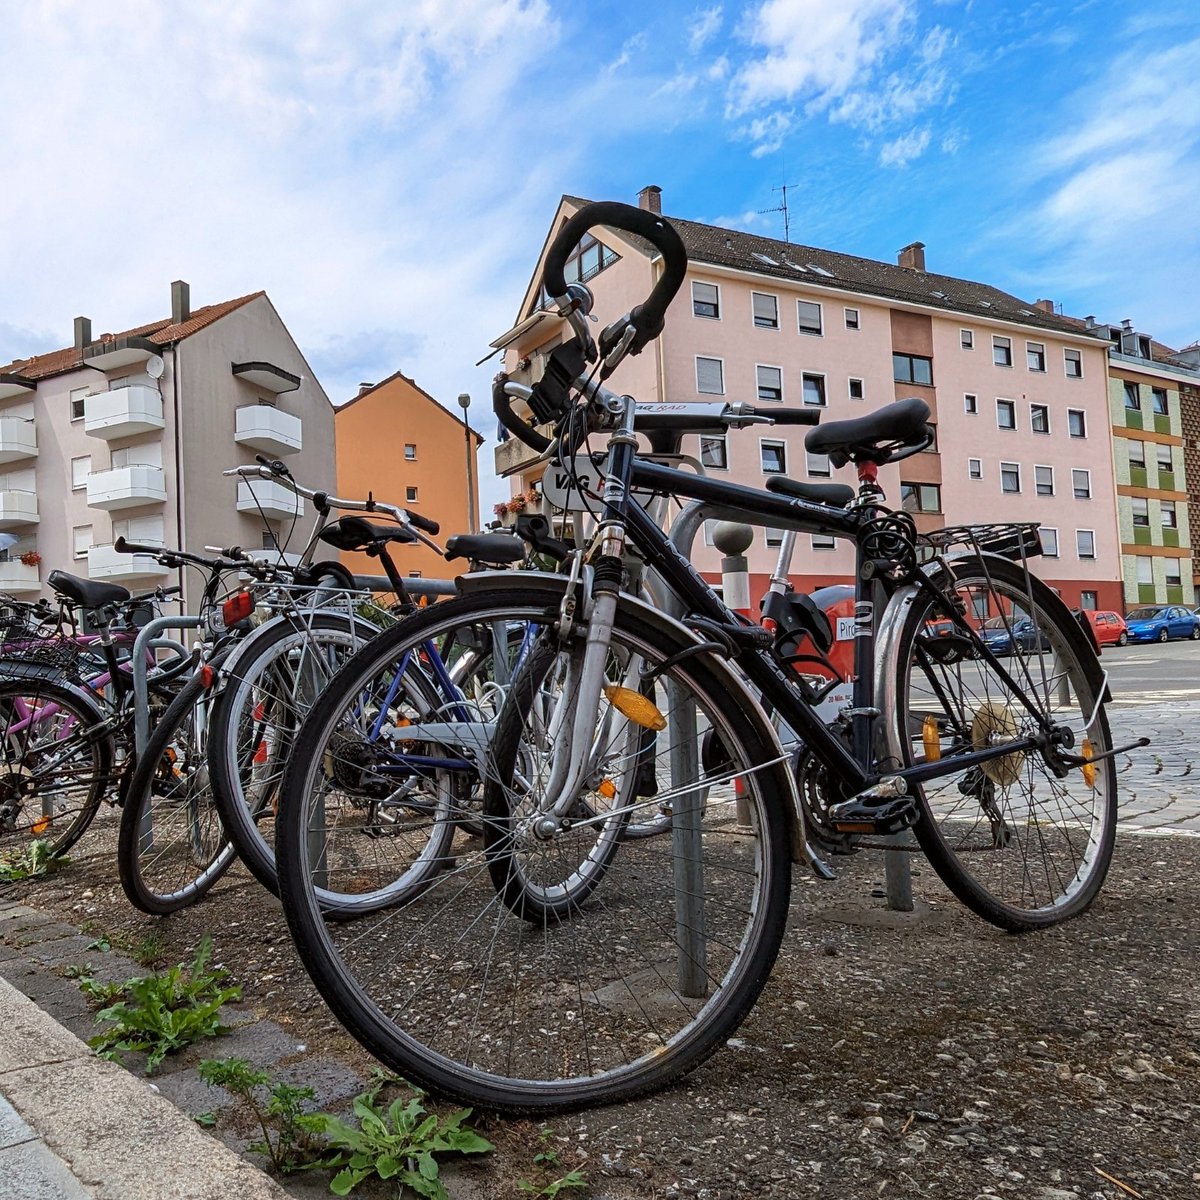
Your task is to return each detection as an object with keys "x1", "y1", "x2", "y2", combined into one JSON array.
[
  {"x1": 444, "y1": 533, "x2": 526, "y2": 565},
  {"x1": 47, "y1": 570, "x2": 131, "y2": 609},
  {"x1": 318, "y1": 516, "x2": 416, "y2": 553},
  {"x1": 764, "y1": 477, "x2": 856, "y2": 507},
  {"x1": 804, "y1": 397, "x2": 932, "y2": 467}
]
